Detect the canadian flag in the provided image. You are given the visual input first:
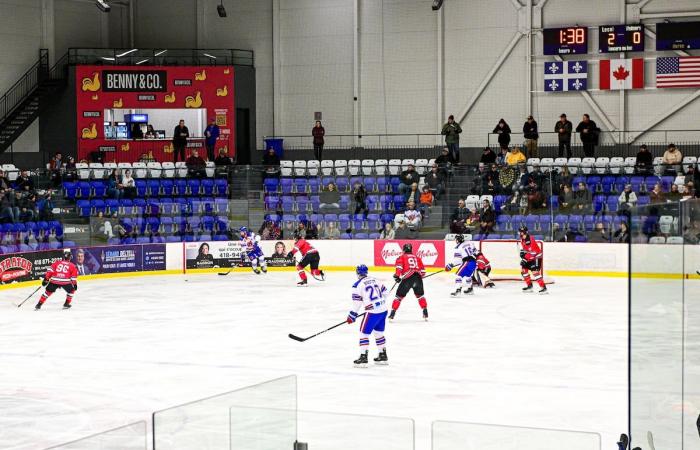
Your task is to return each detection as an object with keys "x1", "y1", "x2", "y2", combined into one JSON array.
[{"x1": 600, "y1": 58, "x2": 644, "y2": 90}]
